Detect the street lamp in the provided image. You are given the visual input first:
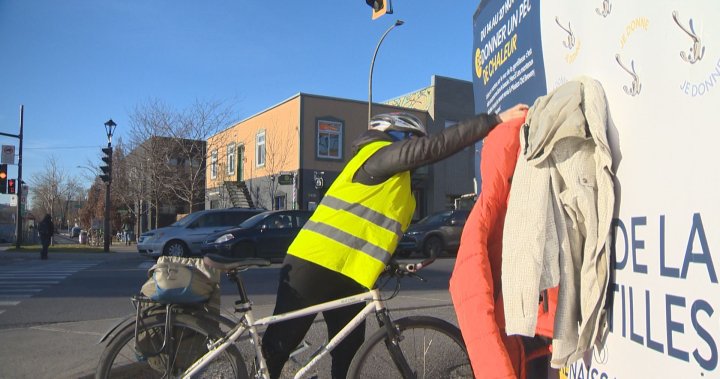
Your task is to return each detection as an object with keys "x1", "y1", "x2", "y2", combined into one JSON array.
[
  {"x1": 368, "y1": 19, "x2": 404, "y2": 123},
  {"x1": 102, "y1": 119, "x2": 116, "y2": 252},
  {"x1": 104, "y1": 119, "x2": 117, "y2": 144}
]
